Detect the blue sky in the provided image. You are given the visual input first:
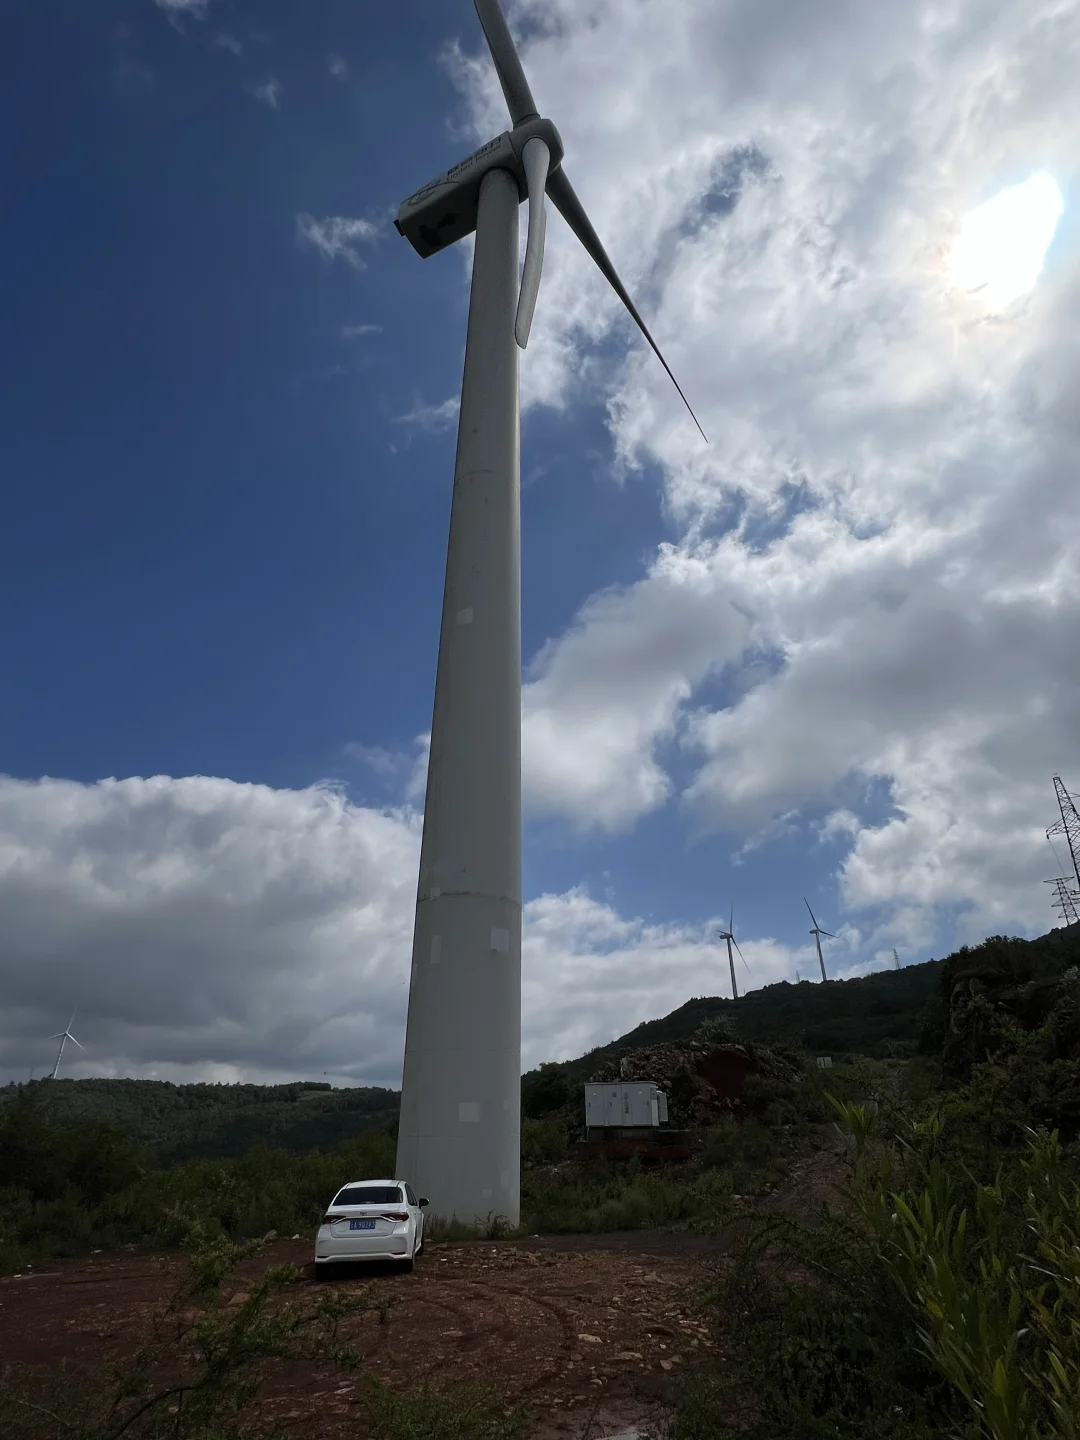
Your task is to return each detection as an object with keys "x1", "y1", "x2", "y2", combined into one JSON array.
[{"x1": 1, "y1": 0, "x2": 1078, "y2": 1086}]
